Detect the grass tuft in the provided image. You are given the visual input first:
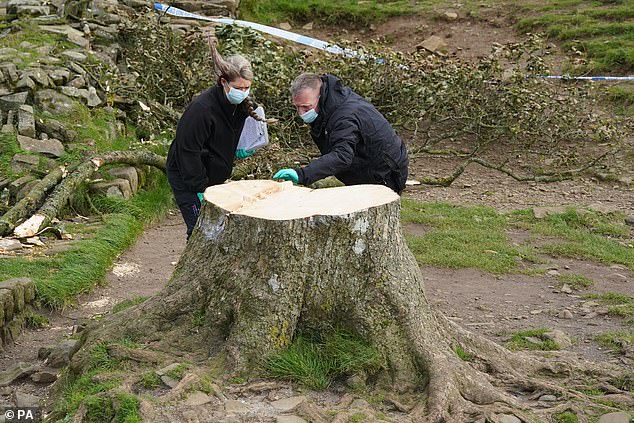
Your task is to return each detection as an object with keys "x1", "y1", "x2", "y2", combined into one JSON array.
[
  {"x1": 25, "y1": 311, "x2": 49, "y2": 329},
  {"x1": 587, "y1": 292, "x2": 634, "y2": 317},
  {"x1": 454, "y1": 345, "x2": 474, "y2": 362},
  {"x1": 510, "y1": 208, "x2": 634, "y2": 270},
  {"x1": 505, "y1": 328, "x2": 560, "y2": 351},
  {"x1": 515, "y1": 2, "x2": 634, "y2": 72},
  {"x1": 165, "y1": 363, "x2": 190, "y2": 381},
  {"x1": 139, "y1": 371, "x2": 162, "y2": 390},
  {"x1": 0, "y1": 133, "x2": 20, "y2": 178},
  {"x1": 595, "y1": 331, "x2": 634, "y2": 354},
  {"x1": 239, "y1": 0, "x2": 412, "y2": 27},
  {"x1": 266, "y1": 329, "x2": 383, "y2": 390},
  {"x1": 54, "y1": 340, "x2": 144, "y2": 421},
  {"x1": 557, "y1": 273, "x2": 594, "y2": 290},
  {"x1": 554, "y1": 411, "x2": 579, "y2": 423}
]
